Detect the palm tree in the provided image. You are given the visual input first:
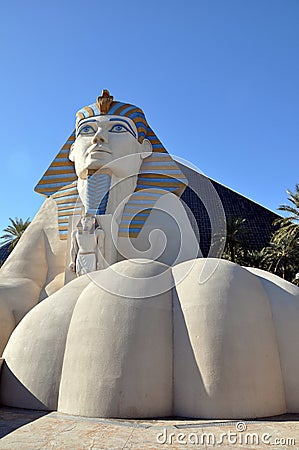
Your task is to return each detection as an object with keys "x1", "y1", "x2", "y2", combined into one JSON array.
[
  {"x1": 274, "y1": 184, "x2": 299, "y2": 243},
  {"x1": 261, "y1": 234, "x2": 299, "y2": 280},
  {"x1": 265, "y1": 184, "x2": 299, "y2": 281},
  {"x1": 242, "y1": 249, "x2": 265, "y2": 269},
  {"x1": 1, "y1": 217, "x2": 31, "y2": 252},
  {"x1": 223, "y1": 217, "x2": 249, "y2": 263}
]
